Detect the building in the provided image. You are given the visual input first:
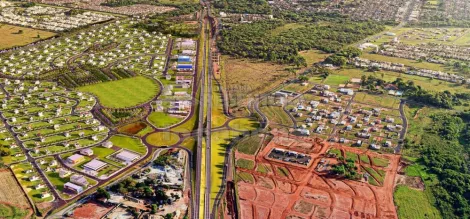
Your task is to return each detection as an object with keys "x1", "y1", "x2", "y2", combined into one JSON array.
[
  {"x1": 59, "y1": 168, "x2": 71, "y2": 178},
  {"x1": 80, "y1": 148, "x2": 93, "y2": 156},
  {"x1": 41, "y1": 192, "x2": 51, "y2": 198},
  {"x1": 177, "y1": 55, "x2": 192, "y2": 63},
  {"x1": 176, "y1": 64, "x2": 193, "y2": 71},
  {"x1": 64, "y1": 182, "x2": 83, "y2": 194},
  {"x1": 66, "y1": 154, "x2": 85, "y2": 165},
  {"x1": 70, "y1": 174, "x2": 89, "y2": 187},
  {"x1": 115, "y1": 151, "x2": 140, "y2": 163},
  {"x1": 102, "y1": 141, "x2": 113, "y2": 148},
  {"x1": 84, "y1": 159, "x2": 107, "y2": 172}
]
